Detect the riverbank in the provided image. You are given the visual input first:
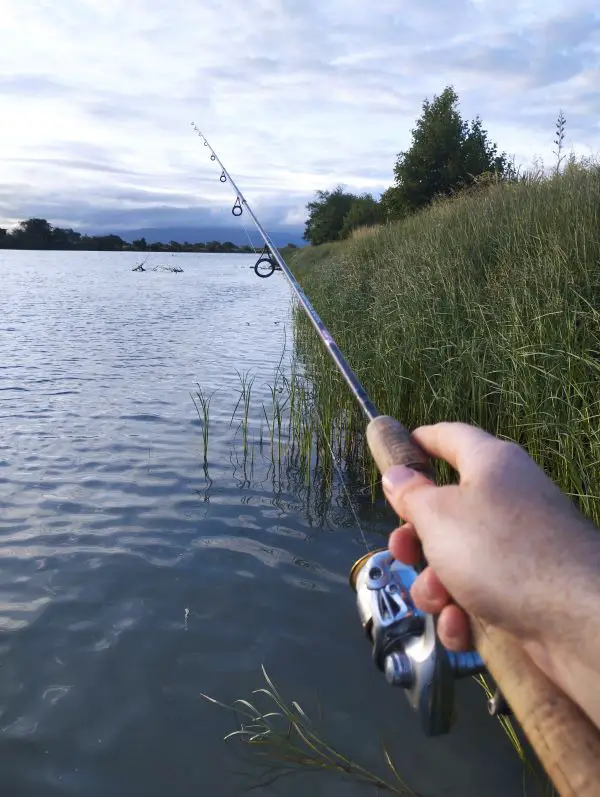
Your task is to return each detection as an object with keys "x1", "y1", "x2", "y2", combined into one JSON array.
[{"x1": 289, "y1": 163, "x2": 600, "y2": 524}]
